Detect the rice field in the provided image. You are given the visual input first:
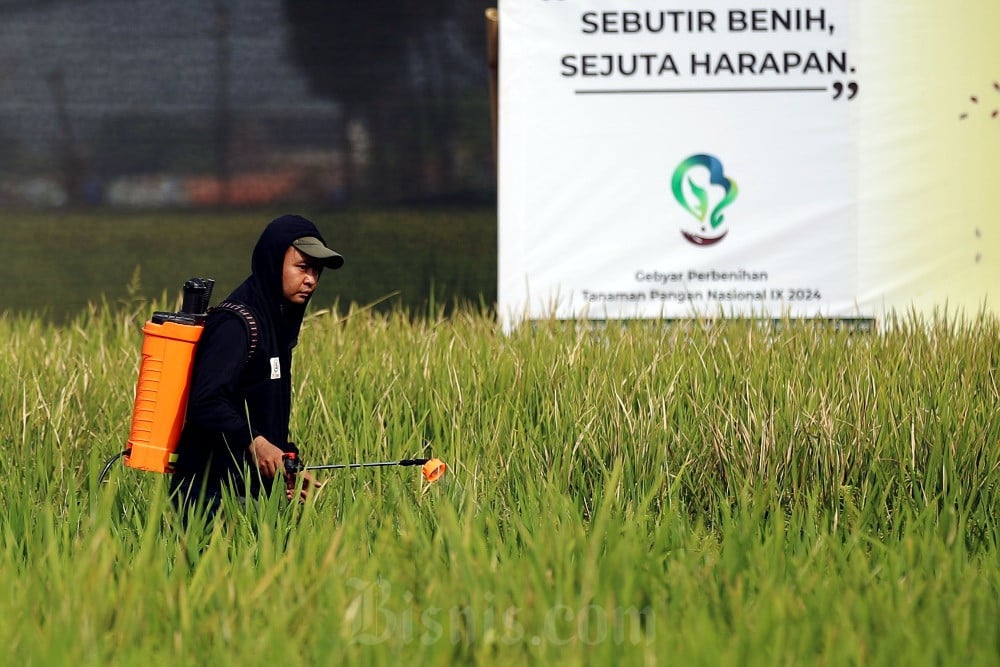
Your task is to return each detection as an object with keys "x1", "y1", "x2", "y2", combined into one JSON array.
[{"x1": 0, "y1": 301, "x2": 997, "y2": 666}]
